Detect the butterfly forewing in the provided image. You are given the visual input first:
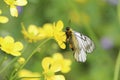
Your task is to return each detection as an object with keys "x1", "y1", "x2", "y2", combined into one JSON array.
[{"x1": 74, "y1": 31, "x2": 95, "y2": 53}]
